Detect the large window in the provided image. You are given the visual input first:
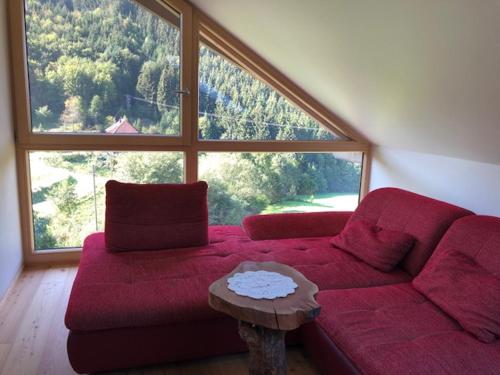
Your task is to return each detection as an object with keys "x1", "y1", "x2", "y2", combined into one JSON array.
[
  {"x1": 25, "y1": 0, "x2": 181, "y2": 136},
  {"x1": 199, "y1": 152, "x2": 362, "y2": 225},
  {"x1": 10, "y1": 0, "x2": 368, "y2": 257}
]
